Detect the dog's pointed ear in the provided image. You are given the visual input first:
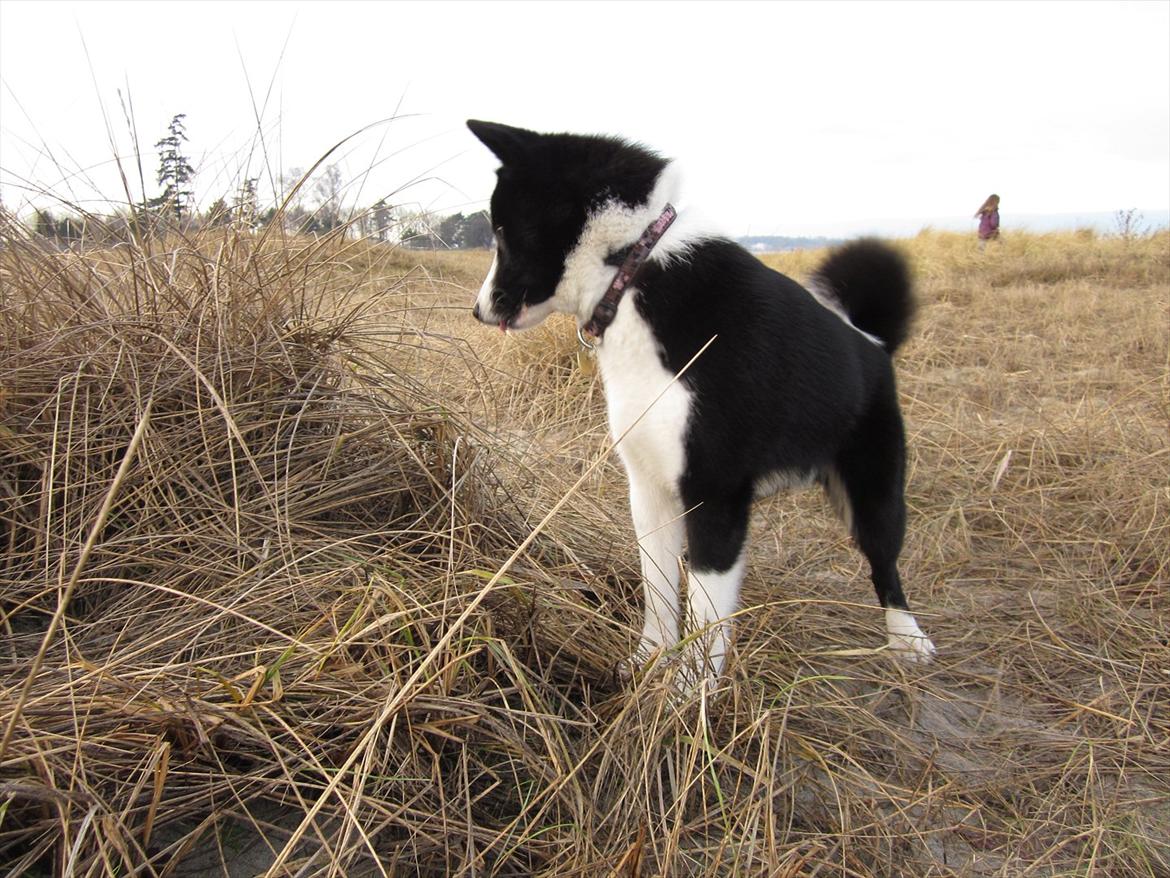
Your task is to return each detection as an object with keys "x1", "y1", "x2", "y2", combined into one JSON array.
[{"x1": 467, "y1": 120, "x2": 539, "y2": 165}]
